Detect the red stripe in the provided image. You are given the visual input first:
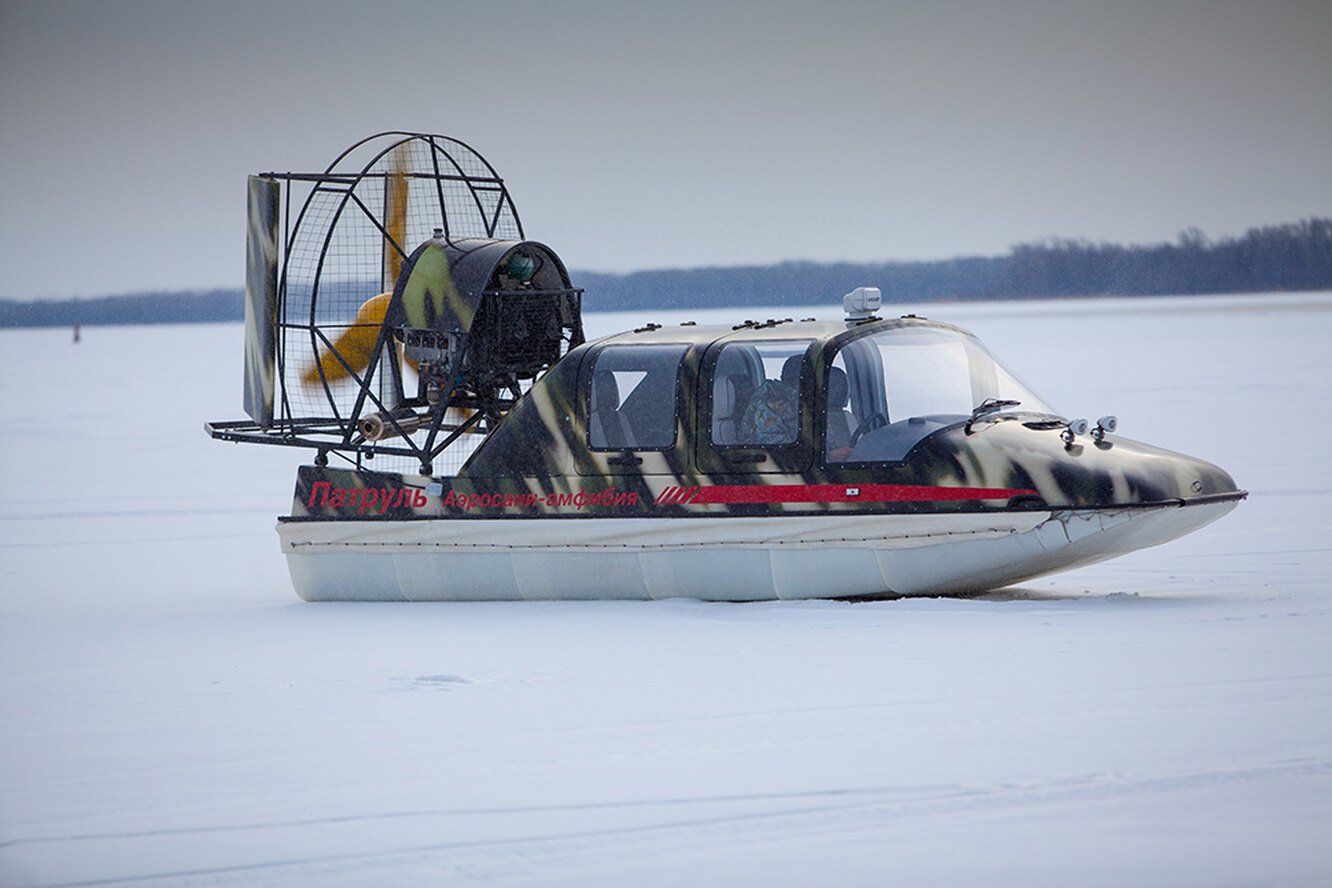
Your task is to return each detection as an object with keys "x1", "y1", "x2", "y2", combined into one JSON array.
[{"x1": 690, "y1": 483, "x2": 1038, "y2": 505}]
